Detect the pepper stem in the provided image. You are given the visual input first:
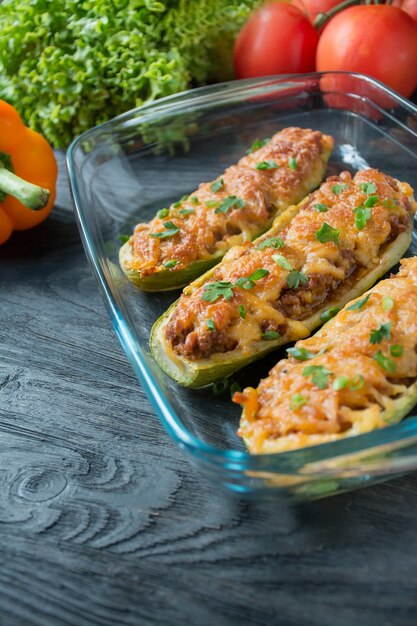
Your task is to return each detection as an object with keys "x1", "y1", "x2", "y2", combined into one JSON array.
[{"x1": 0, "y1": 162, "x2": 50, "y2": 211}]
